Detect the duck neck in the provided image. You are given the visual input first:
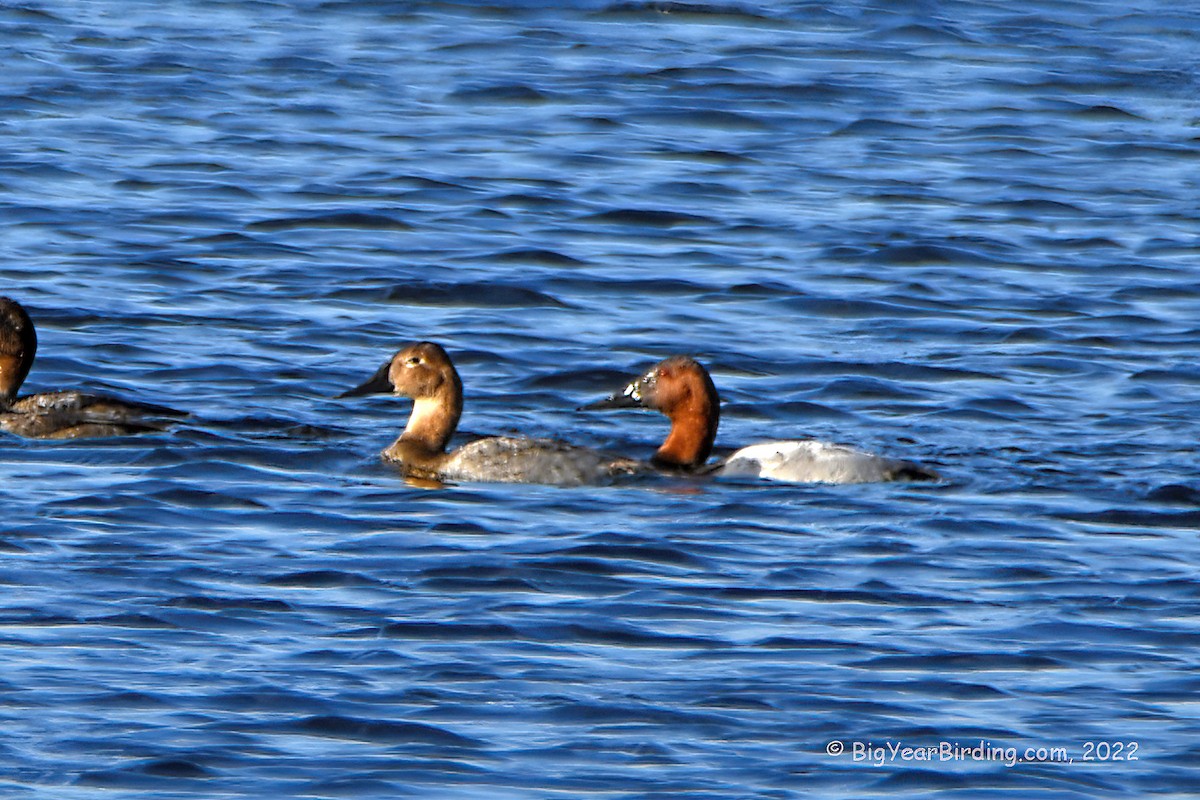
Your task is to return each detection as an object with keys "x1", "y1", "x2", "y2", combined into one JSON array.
[
  {"x1": 398, "y1": 390, "x2": 461, "y2": 453},
  {"x1": 654, "y1": 393, "x2": 718, "y2": 471},
  {"x1": 0, "y1": 354, "x2": 26, "y2": 409}
]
